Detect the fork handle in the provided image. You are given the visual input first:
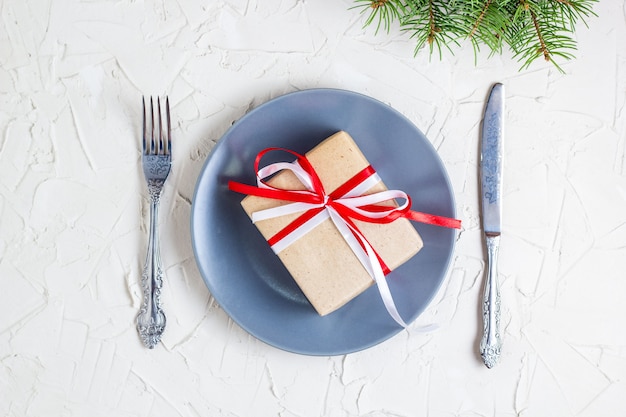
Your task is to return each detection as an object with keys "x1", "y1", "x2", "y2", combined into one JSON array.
[
  {"x1": 137, "y1": 182, "x2": 167, "y2": 348},
  {"x1": 480, "y1": 234, "x2": 502, "y2": 368}
]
